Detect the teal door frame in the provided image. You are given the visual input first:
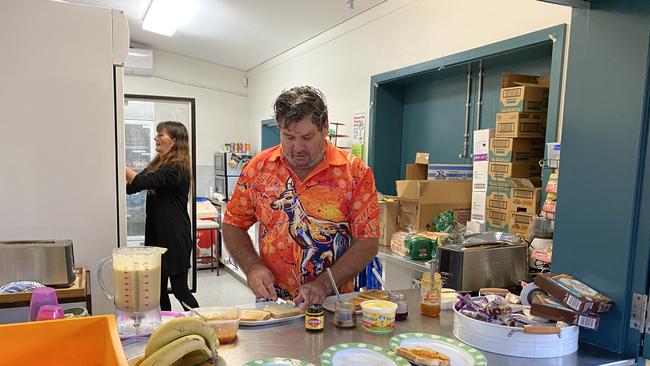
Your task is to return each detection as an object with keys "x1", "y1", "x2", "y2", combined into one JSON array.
[
  {"x1": 261, "y1": 118, "x2": 279, "y2": 151},
  {"x1": 368, "y1": 24, "x2": 566, "y2": 193}
]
